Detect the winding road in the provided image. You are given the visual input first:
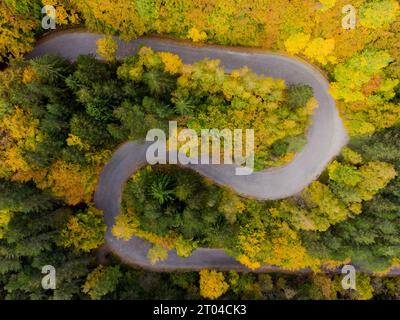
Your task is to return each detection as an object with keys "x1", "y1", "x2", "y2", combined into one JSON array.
[{"x1": 28, "y1": 30, "x2": 349, "y2": 272}]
